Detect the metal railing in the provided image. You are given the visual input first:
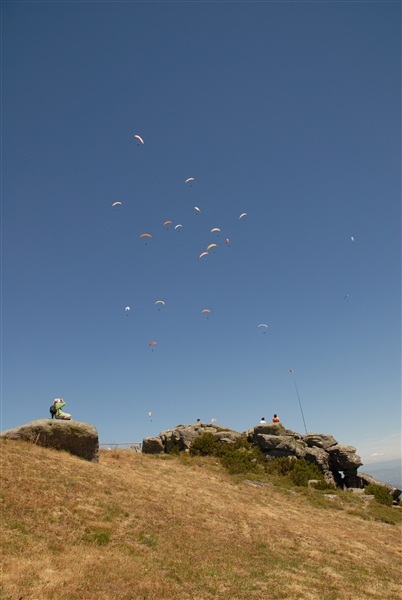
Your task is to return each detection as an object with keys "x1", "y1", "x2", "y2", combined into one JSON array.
[{"x1": 99, "y1": 442, "x2": 142, "y2": 451}]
